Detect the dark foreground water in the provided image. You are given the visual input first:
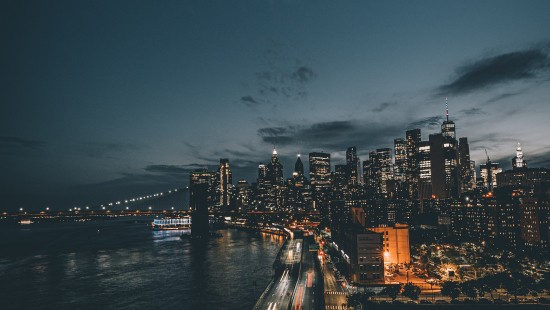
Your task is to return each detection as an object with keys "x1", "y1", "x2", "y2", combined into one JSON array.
[{"x1": 0, "y1": 218, "x2": 283, "y2": 310}]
